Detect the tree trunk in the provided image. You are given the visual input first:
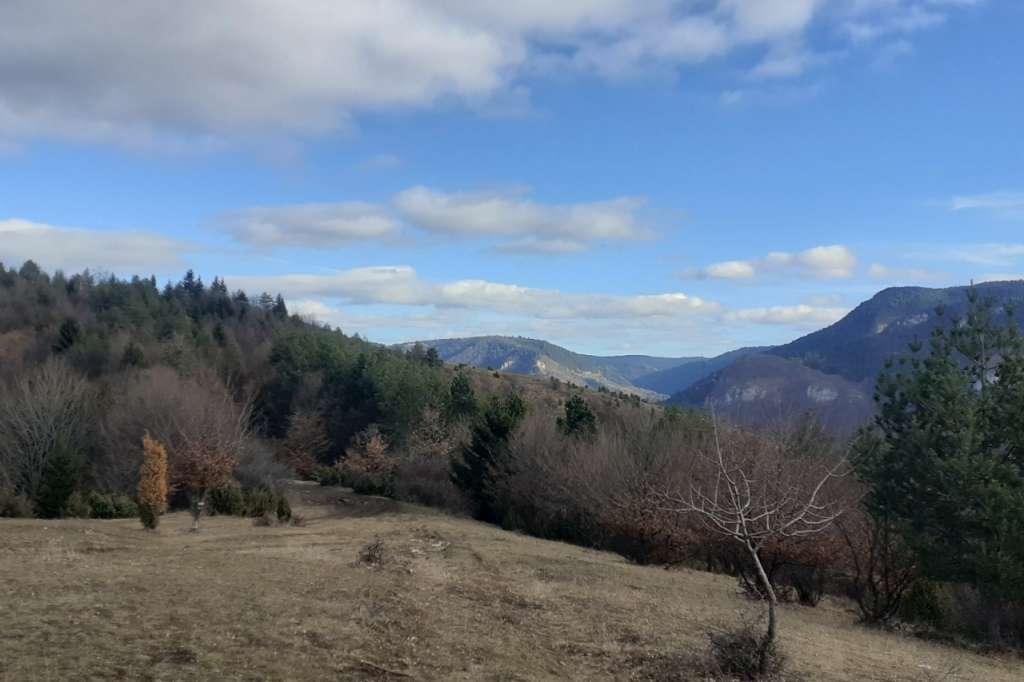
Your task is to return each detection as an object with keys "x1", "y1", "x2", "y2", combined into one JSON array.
[
  {"x1": 748, "y1": 542, "x2": 777, "y2": 675},
  {"x1": 190, "y1": 491, "x2": 205, "y2": 532}
]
